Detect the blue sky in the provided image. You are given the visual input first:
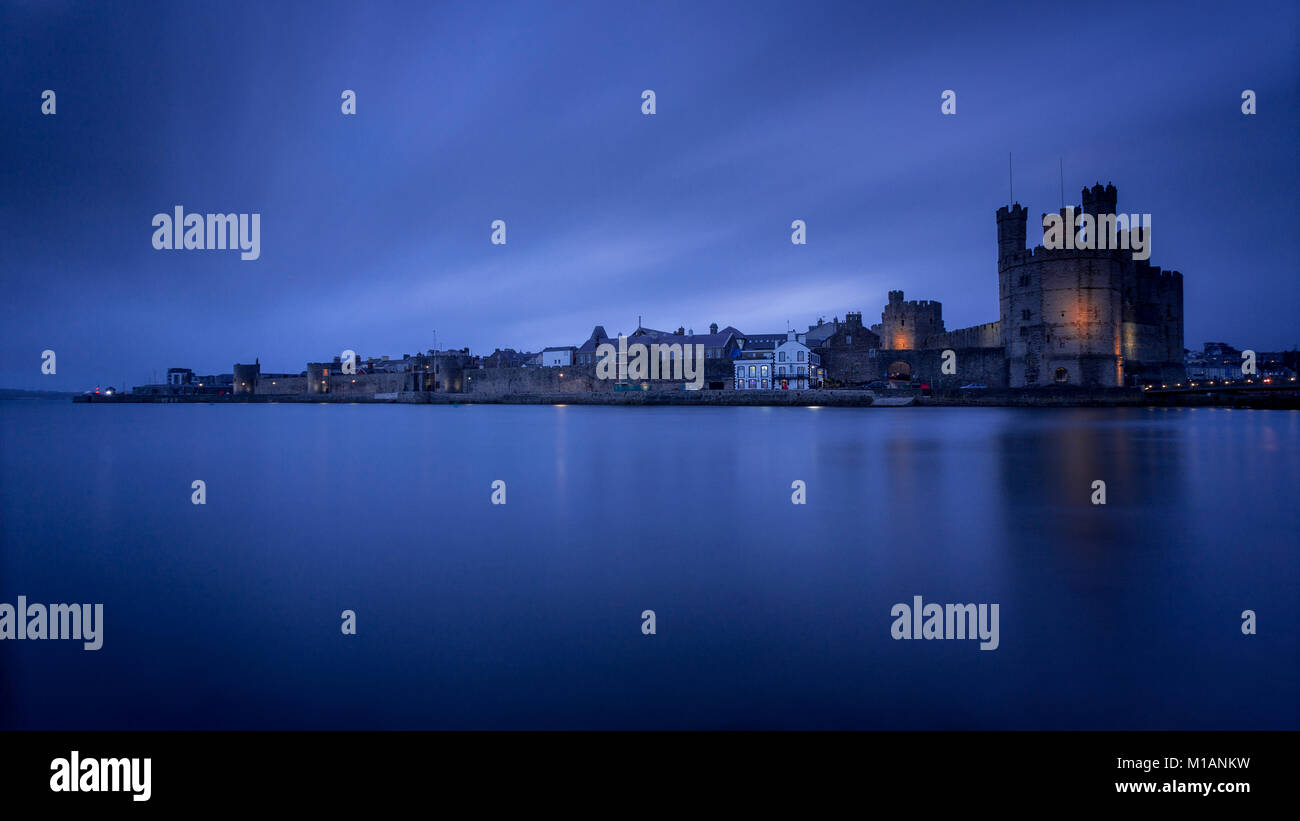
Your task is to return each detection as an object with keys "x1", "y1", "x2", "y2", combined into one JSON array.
[{"x1": 2, "y1": 0, "x2": 1297, "y2": 389}]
